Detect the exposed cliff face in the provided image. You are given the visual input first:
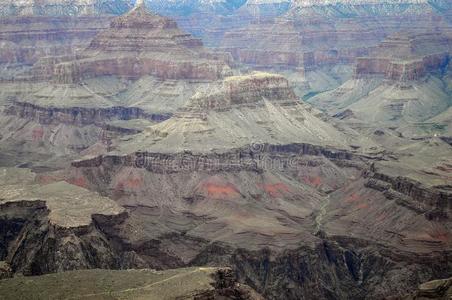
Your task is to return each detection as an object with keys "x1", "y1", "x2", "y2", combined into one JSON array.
[
  {"x1": 0, "y1": 16, "x2": 111, "y2": 72},
  {"x1": 105, "y1": 72, "x2": 376, "y2": 154},
  {"x1": 308, "y1": 31, "x2": 452, "y2": 137},
  {"x1": 0, "y1": 168, "x2": 128, "y2": 275},
  {"x1": 355, "y1": 32, "x2": 451, "y2": 80},
  {"x1": 366, "y1": 167, "x2": 452, "y2": 212},
  {"x1": 5, "y1": 101, "x2": 158, "y2": 126},
  {"x1": 219, "y1": 18, "x2": 382, "y2": 71},
  {"x1": 52, "y1": 3, "x2": 232, "y2": 83}
]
